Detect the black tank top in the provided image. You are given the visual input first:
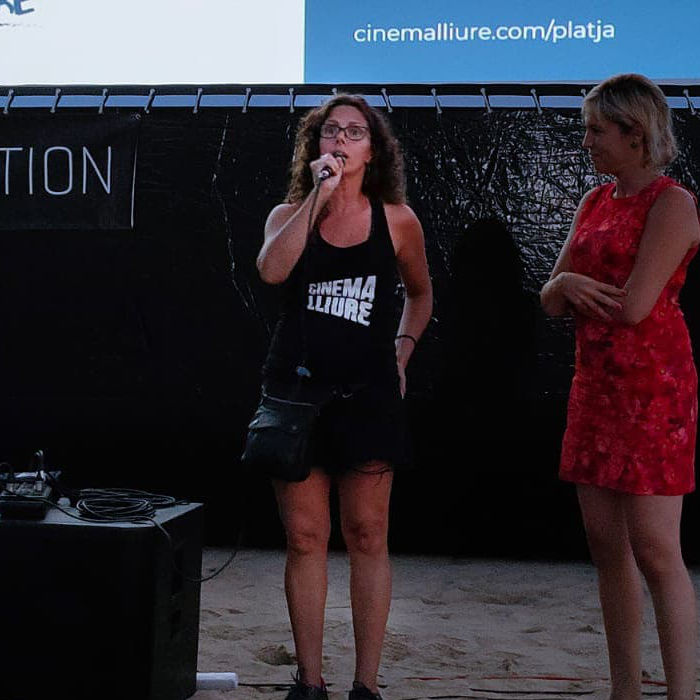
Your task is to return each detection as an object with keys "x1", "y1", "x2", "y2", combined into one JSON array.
[{"x1": 264, "y1": 199, "x2": 400, "y2": 385}]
